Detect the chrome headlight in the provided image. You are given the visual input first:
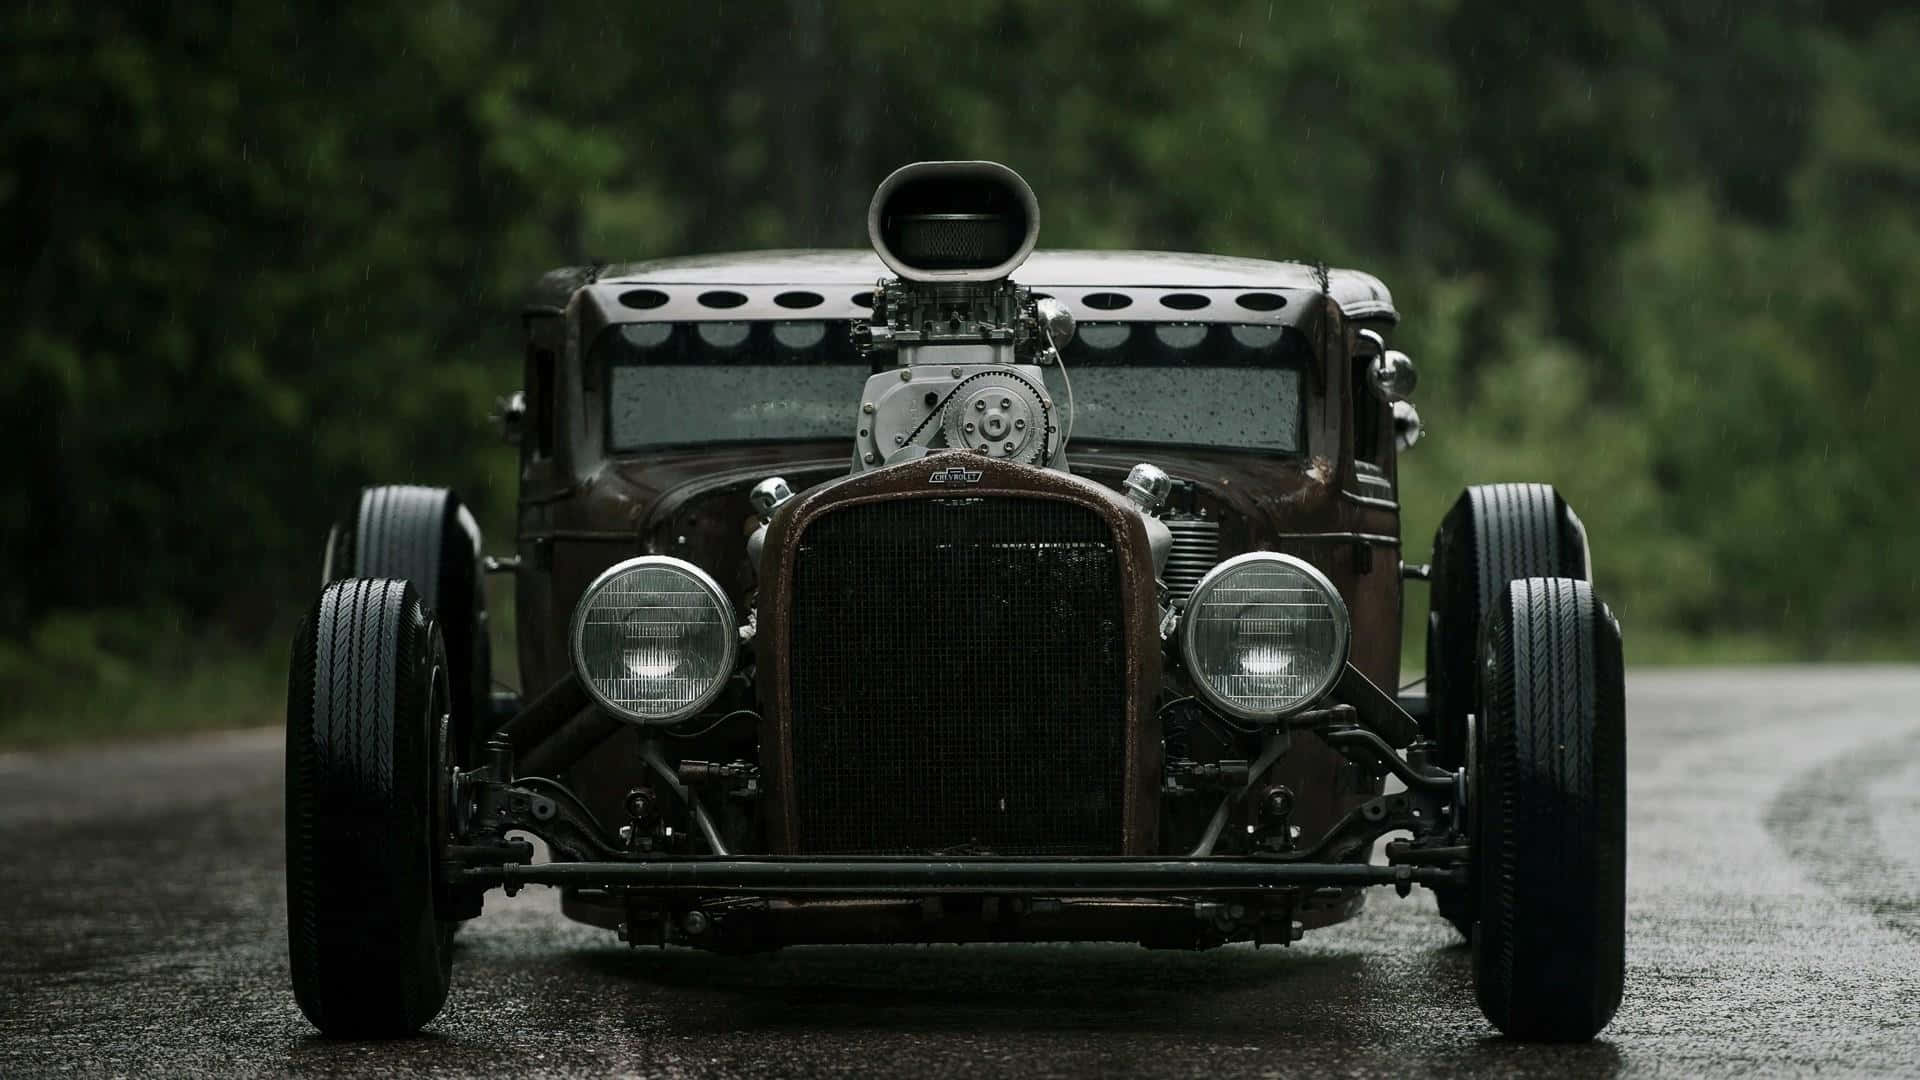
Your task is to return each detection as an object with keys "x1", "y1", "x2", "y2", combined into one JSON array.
[
  {"x1": 570, "y1": 556, "x2": 737, "y2": 724},
  {"x1": 1181, "y1": 552, "x2": 1350, "y2": 720}
]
